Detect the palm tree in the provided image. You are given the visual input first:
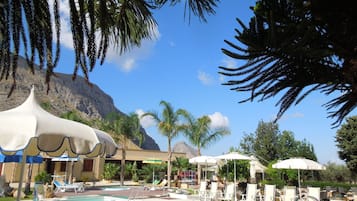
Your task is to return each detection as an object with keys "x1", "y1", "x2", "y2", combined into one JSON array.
[
  {"x1": 1, "y1": 0, "x2": 218, "y2": 96},
  {"x1": 142, "y1": 100, "x2": 187, "y2": 187},
  {"x1": 180, "y1": 112, "x2": 230, "y2": 183},
  {"x1": 104, "y1": 112, "x2": 144, "y2": 186}
]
